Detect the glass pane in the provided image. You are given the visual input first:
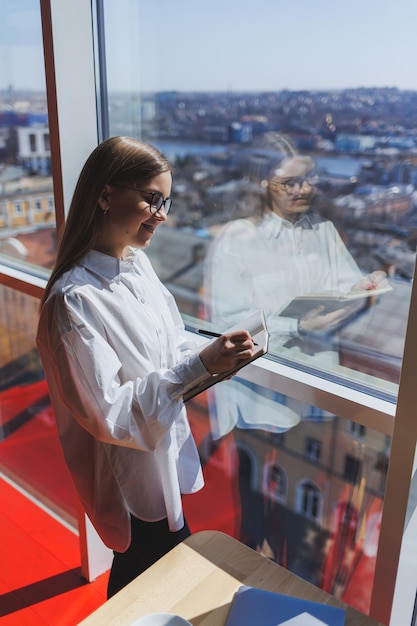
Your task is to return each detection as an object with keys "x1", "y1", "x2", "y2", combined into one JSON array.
[
  {"x1": 0, "y1": 0, "x2": 55, "y2": 278},
  {"x1": 0, "y1": 284, "x2": 78, "y2": 527},
  {"x1": 183, "y1": 385, "x2": 389, "y2": 615},
  {"x1": 0, "y1": 0, "x2": 75, "y2": 535},
  {"x1": 102, "y1": 0, "x2": 417, "y2": 401}
]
